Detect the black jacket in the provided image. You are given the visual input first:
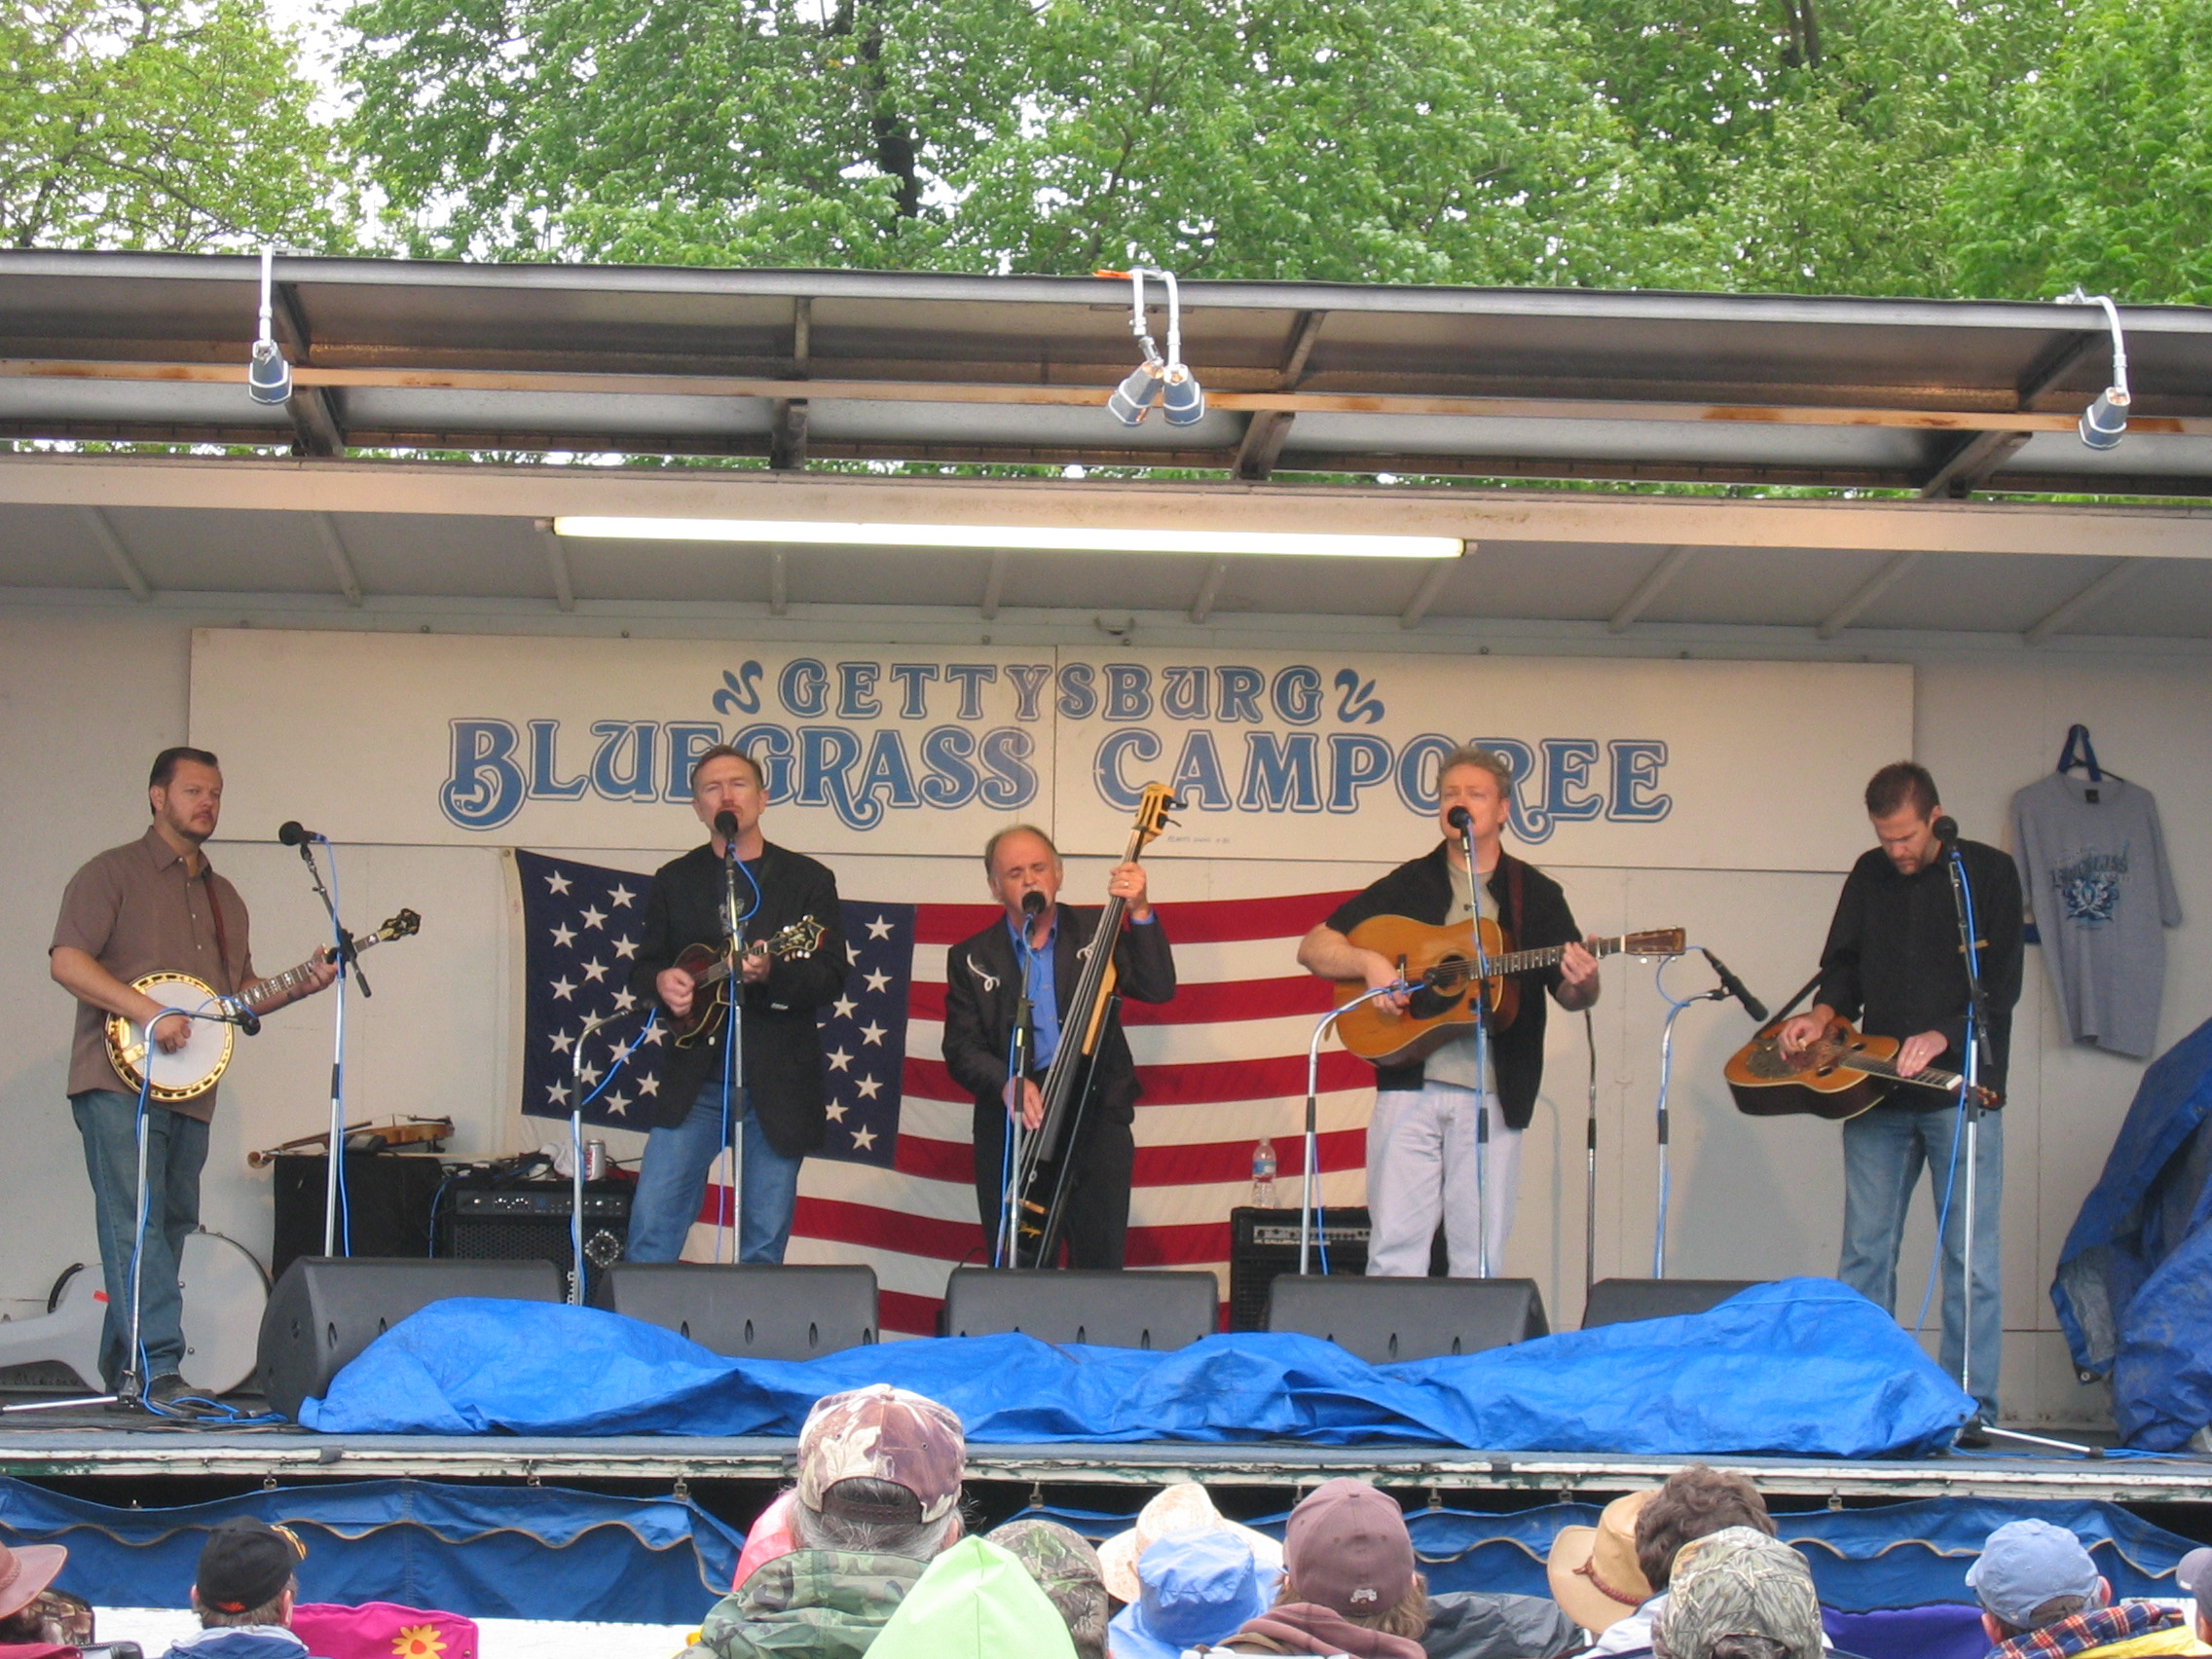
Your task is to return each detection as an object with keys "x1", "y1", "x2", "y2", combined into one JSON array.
[
  {"x1": 941, "y1": 904, "x2": 1176, "y2": 1126},
  {"x1": 1815, "y1": 838, "x2": 2023, "y2": 1102},
  {"x1": 628, "y1": 839, "x2": 847, "y2": 1154}
]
